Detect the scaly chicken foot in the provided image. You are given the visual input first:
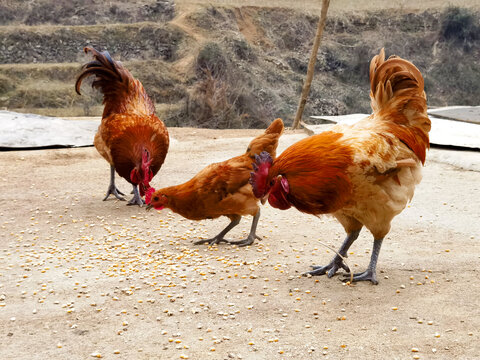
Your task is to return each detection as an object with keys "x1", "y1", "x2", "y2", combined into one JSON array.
[
  {"x1": 194, "y1": 237, "x2": 230, "y2": 246},
  {"x1": 228, "y1": 211, "x2": 261, "y2": 247},
  {"x1": 308, "y1": 258, "x2": 350, "y2": 277},
  {"x1": 305, "y1": 229, "x2": 361, "y2": 277},
  {"x1": 194, "y1": 216, "x2": 241, "y2": 246},
  {"x1": 103, "y1": 165, "x2": 126, "y2": 201},
  {"x1": 345, "y1": 269, "x2": 377, "y2": 284},
  {"x1": 127, "y1": 185, "x2": 145, "y2": 206},
  {"x1": 228, "y1": 235, "x2": 261, "y2": 247},
  {"x1": 342, "y1": 238, "x2": 383, "y2": 285}
]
